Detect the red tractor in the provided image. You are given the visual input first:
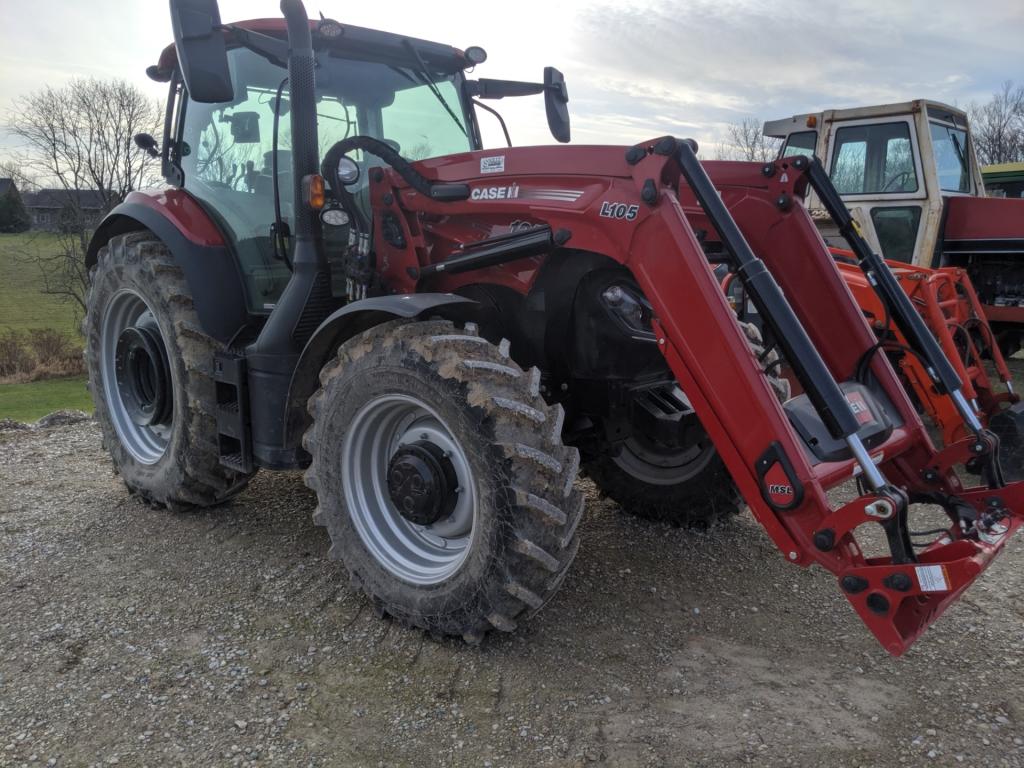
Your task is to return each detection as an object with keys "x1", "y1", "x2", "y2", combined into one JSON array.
[{"x1": 85, "y1": 0, "x2": 1023, "y2": 655}]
